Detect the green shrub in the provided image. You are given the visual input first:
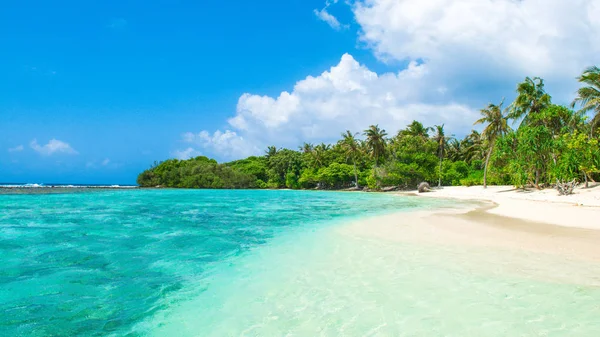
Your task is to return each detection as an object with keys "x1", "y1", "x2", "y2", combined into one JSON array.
[
  {"x1": 460, "y1": 170, "x2": 483, "y2": 186},
  {"x1": 285, "y1": 171, "x2": 299, "y2": 189},
  {"x1": 316, "y1": 163, "x2": 355, "y2": 189}
]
